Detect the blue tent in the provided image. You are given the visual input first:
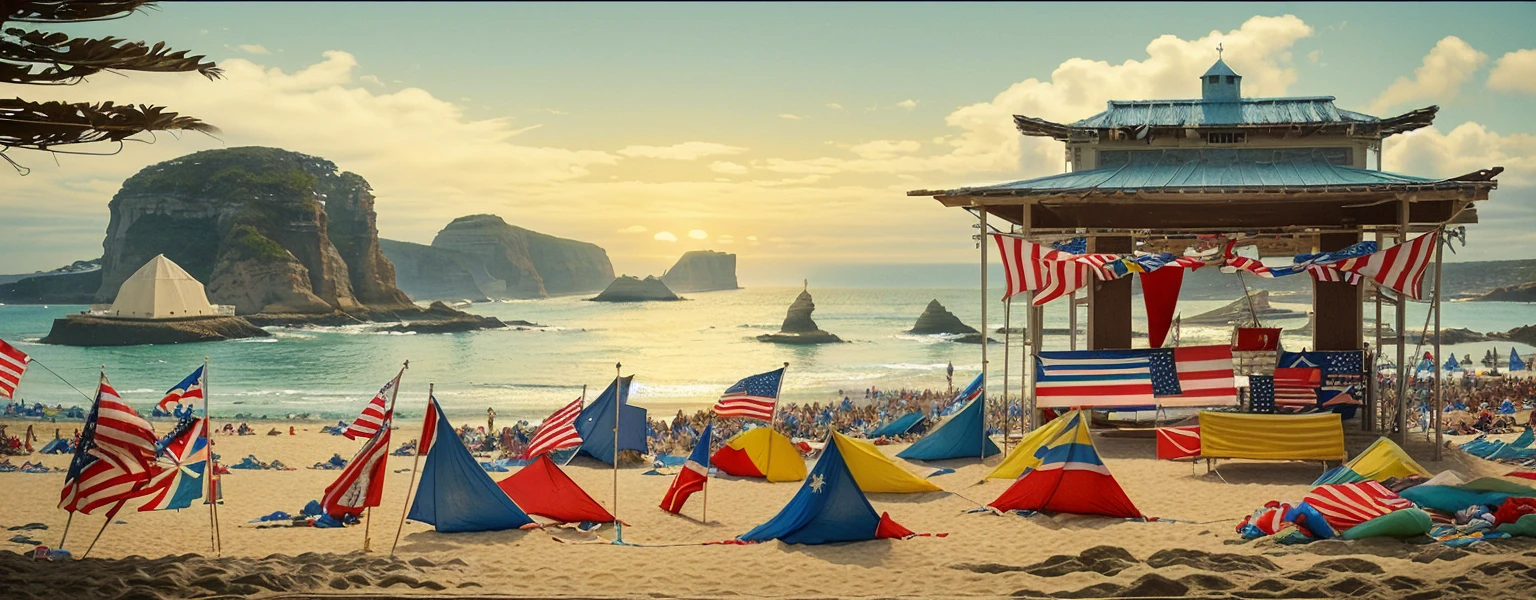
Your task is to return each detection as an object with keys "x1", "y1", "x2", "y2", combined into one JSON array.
[
  {"x1": 896, "y1": 398, "x2": 1001, "y2": 461},
  {"x1": 868, "y1": 412, "x2": 924, "y2": 438},
  {"x1": 738, "y1": 432, "x2": 910, "y2": 545},
  {"x1": 407, "y1": 396, "x2": 534, "y2": 533},
  {"x1": 573, "y1": 375, "x2": 647, "y2": 466},
  {"x1": 1512, "y1": 349, "x2": 1527, "y2": 372},
  {"x1": 1444, "y1": 354, "x2": 1461, "y2": 372}
]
